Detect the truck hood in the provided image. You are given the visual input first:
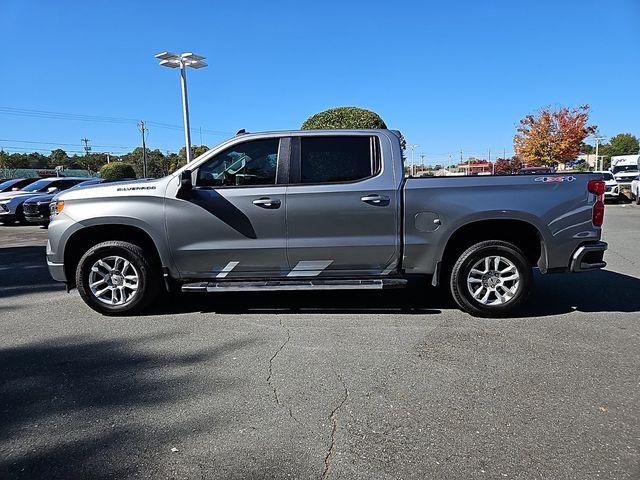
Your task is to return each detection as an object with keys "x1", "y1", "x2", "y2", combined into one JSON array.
[{"x1": 57, "y1": 177, "x2": 168, "y2": 201}]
